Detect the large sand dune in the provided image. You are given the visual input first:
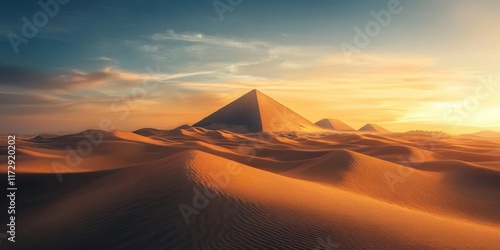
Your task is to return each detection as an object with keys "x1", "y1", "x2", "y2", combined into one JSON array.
[{"x1": 1, "y1": 127, "x2": 500, "y2": 249}]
